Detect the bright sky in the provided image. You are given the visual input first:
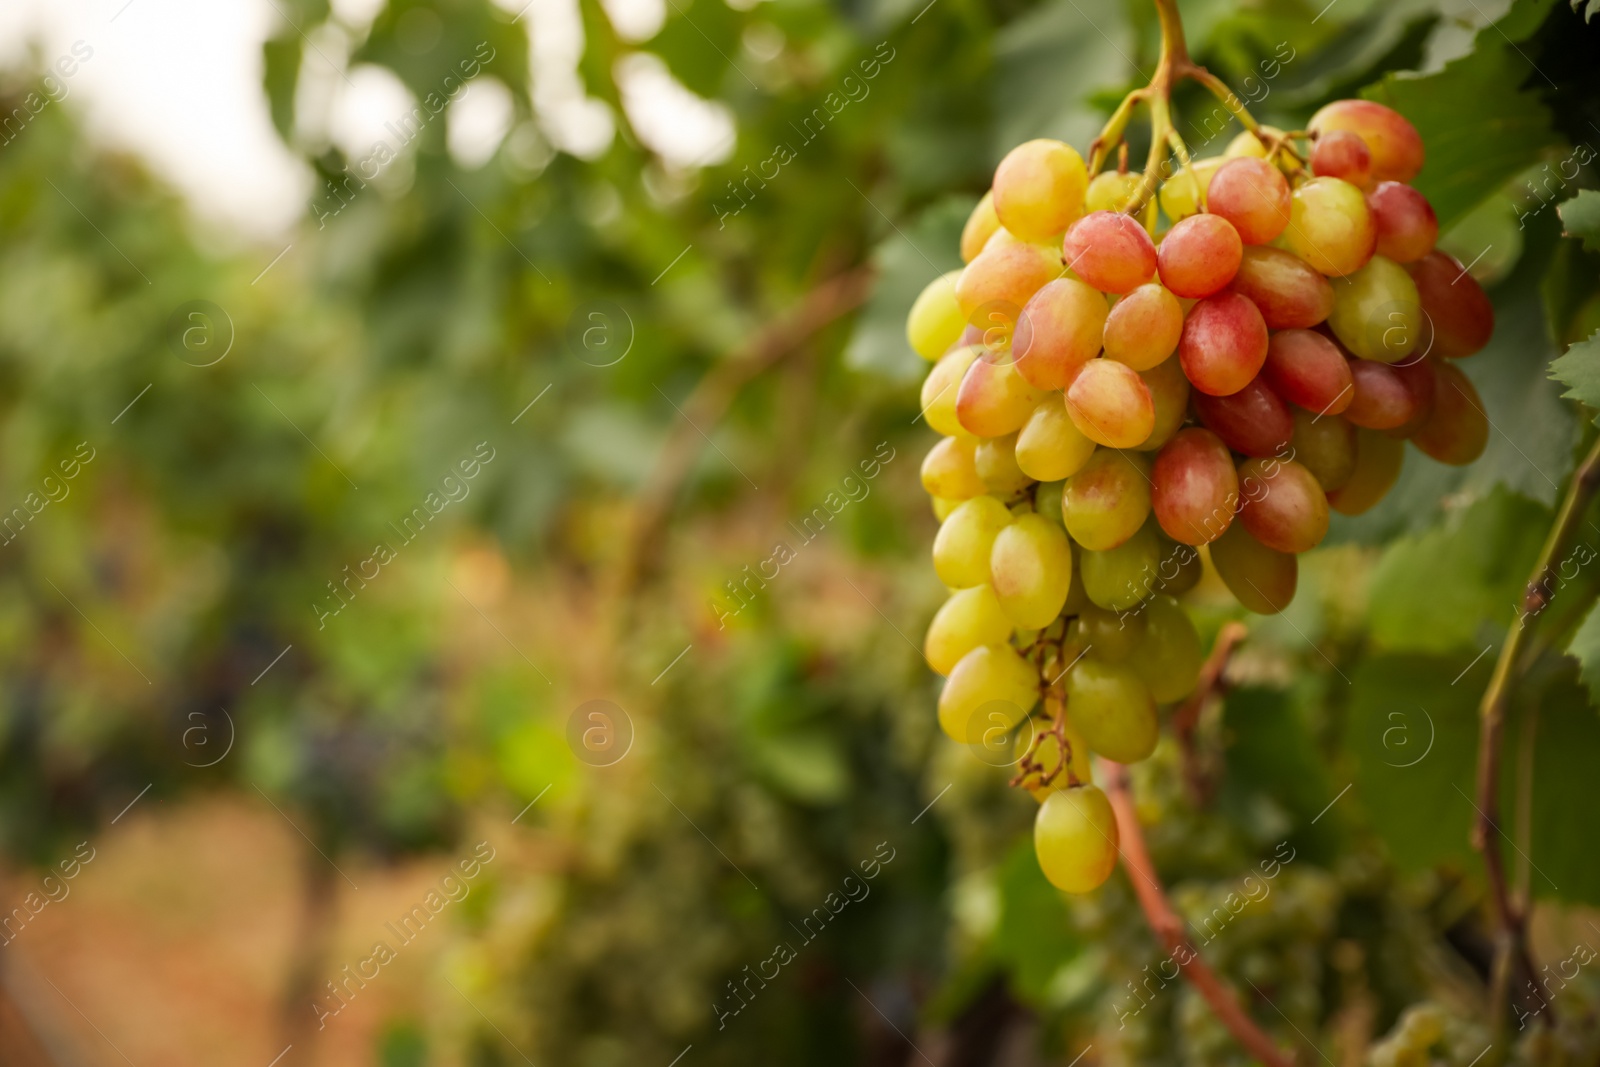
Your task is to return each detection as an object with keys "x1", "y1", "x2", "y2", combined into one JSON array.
[{"x1": 0, "y1": 0, "x2": 733, "y2": 244}]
